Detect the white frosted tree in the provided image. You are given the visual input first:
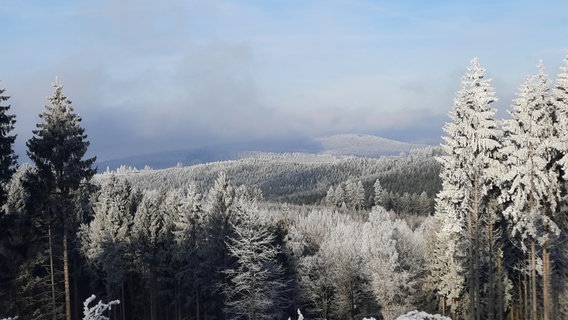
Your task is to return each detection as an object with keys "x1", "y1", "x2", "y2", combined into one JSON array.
[
  {"x1": 169, "y1": 185, "x2": 203, "y2": 318},
  {"x1": 324, "y1": 186, "x2": 335, "y2": 206},
  {"x1": 298, "y1": 253, "x2": 336, "y2": 320},
  {"x1": 353, "y1": 181, "x2": 366, "y2": 210},
  {"x1": 373, "y1": 179, "x2": 385, "y2": 208},
  {"x1": 3, "y1": 164, "x2": 34, "y2": 215},
  {"x1": 361, "y1": 207, "x2": 411, "y2": 320},
  {"x1": 199, "y1": 172, "x2": 236, "y2": 318},
  {"x1": 333, "y1": 185, "x2": 345, "y2": 208},
  {"x1": 556, "y1": 56, "x2": 568, "y2": 174},
  {"x1": 132, "y1": 190, "x2": 173, "y2": 320},
  {"x1": 501, "y1": 63, "x2": 561, "y2": 320},
  {"x1": 222, "y1": 199, "x2": 288, "y2": 320},
  {"x1": 426, "y1": 203, "x2": 466, "y2": 318},
  {"x1": 434, "y1": 58, "x2": 503, "y2": 319},
  {"x1": 417, "y1": 191, "x2": 431, "y2": 216},
  {"x1": 318, "y1": 219, "x2": 375, "y2": 320},
  {"x1": 80, "y1": 176, "x2": 135, "y2": 320},
  {"x1": 552, "y1": 55, "x2": 568, "y2": 318}
]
